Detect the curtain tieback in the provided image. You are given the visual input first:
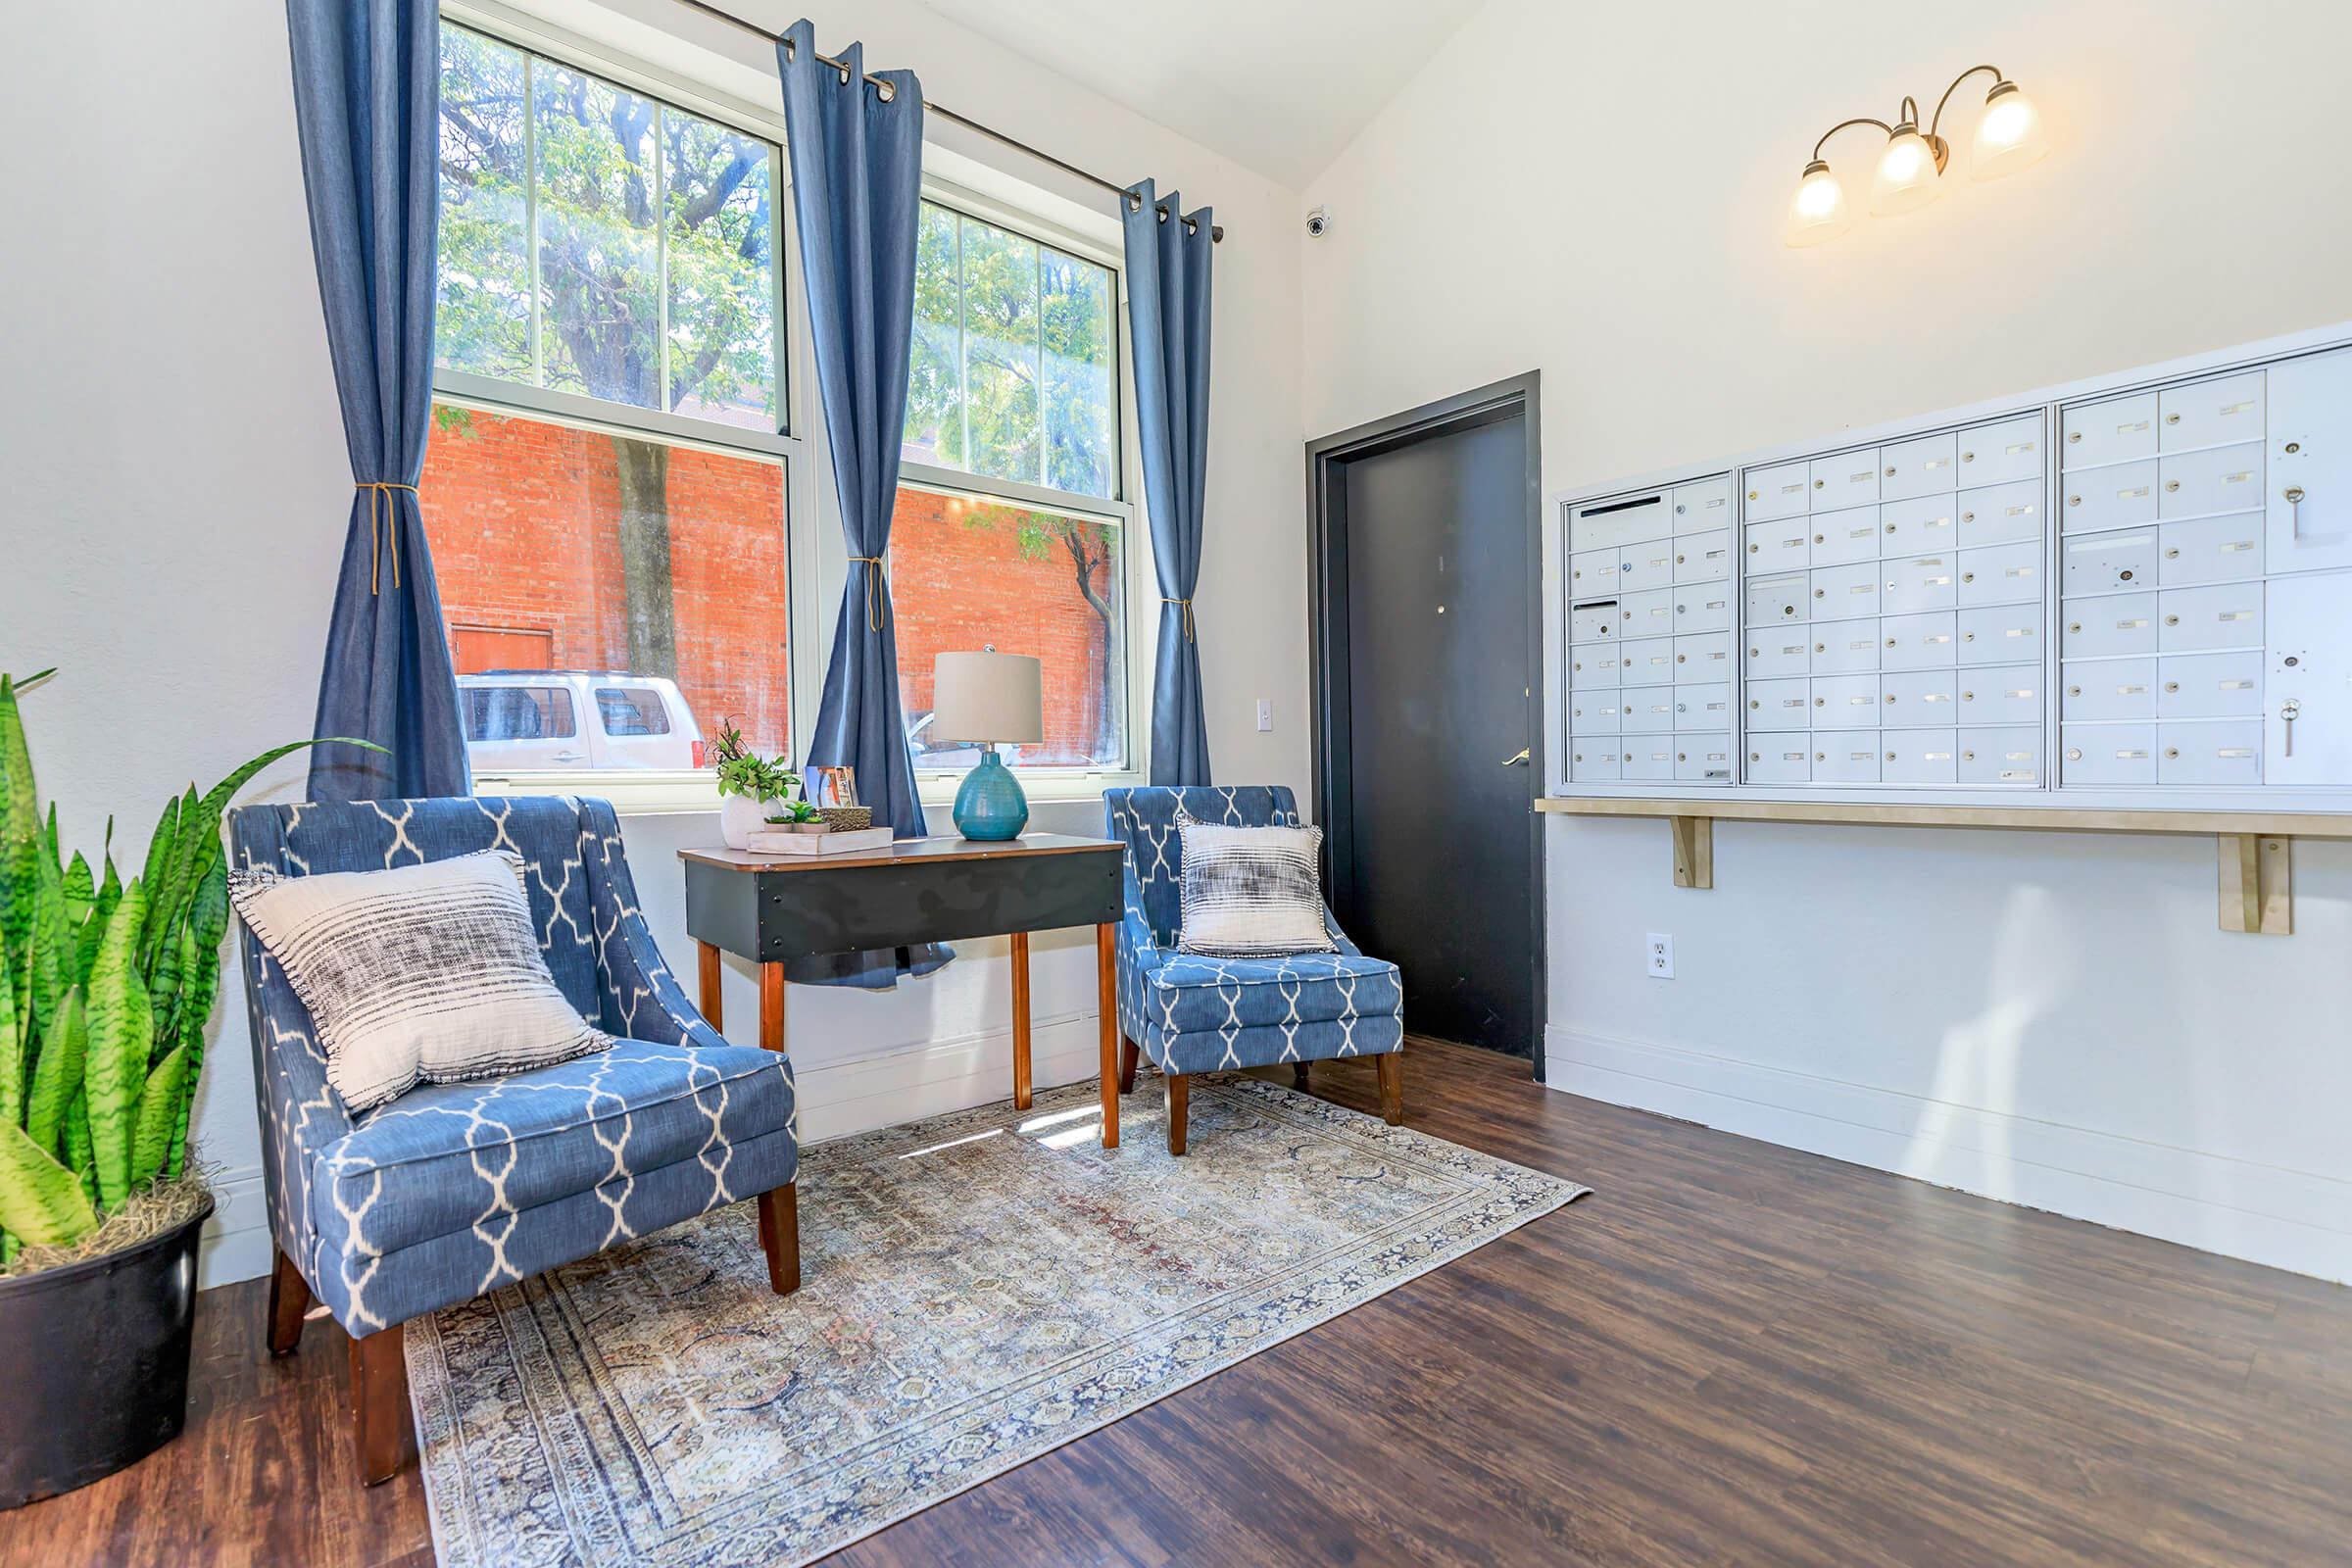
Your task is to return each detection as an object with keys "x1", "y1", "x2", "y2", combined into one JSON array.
[
  {"x1": 1161, "y1": 596, "x2": 1197, "y2": 642},
  {"x1": 848, "y1": 556, "x2": 889, "y2": 631},
  {"x1": 356, "y1": 481, "x2": 417, "y2": 595}
]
